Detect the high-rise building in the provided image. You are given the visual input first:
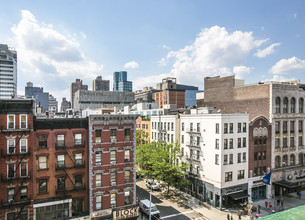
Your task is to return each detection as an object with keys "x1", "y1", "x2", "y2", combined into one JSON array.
[
  {"x1": 92, "y1": 76, "x2": 109, "y2": 91},
  {"x1": 0, "y1": 44, "x2": 17, "y2": 99},
  {"x1": 60, "y1": 97, "x2": 71, "y2": 112},
  {"x1": 113, "y1": 71, "x2": 132, "y2": 92},
  {"x1": 48, "y1": 94, "x2": 58, "y2": 113},
  {"x1": 70, "y1": 79, "x2": 88, "y2": 108},
  {"x1": 25, "y1": 82, "x2": 49, "y2": 112}
]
